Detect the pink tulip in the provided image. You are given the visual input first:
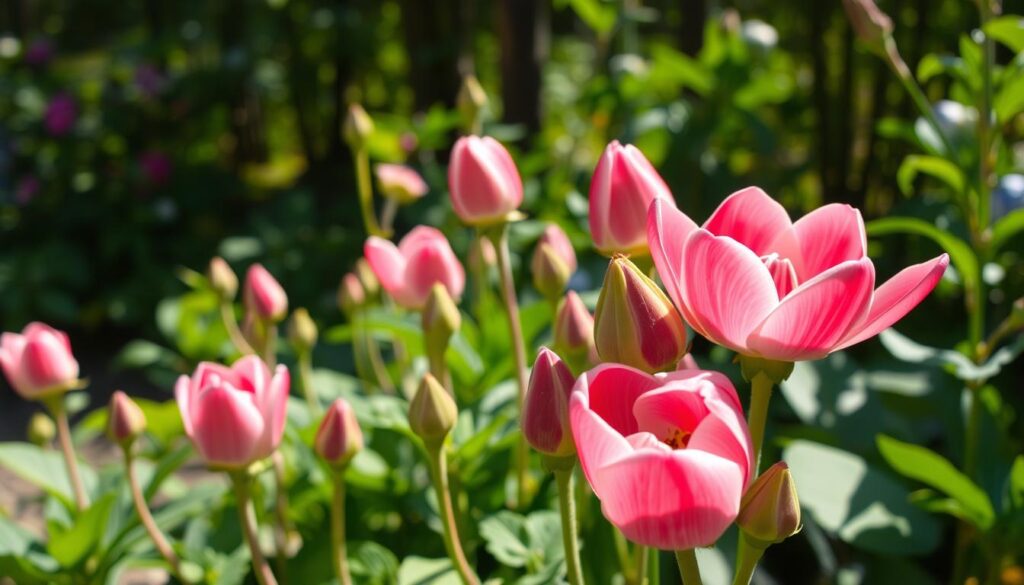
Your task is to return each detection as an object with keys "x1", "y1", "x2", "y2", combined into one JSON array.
[
  {"x1": 448, "y1": 136, "x2": 523, "y2": 226},
  {"x1": 523, "y1": 348, "x2": 577, "y2": 457},
  {"x1": 648, "y1": 187, "x2": 950, "y2": 362},
  {"x1": 315, "y1": 398, "x2": 363, "y2": 468},
  {"x1": 589, "y1": 141, "x2": 677, "y2": 256},
  {"x1": 244, "y1": 264, "x2": 288, "y2": 322},
  {"x1": 536, "y1": 224, "x2": 577, "y2": 274},
  {"x1": 570, "y1": 364, "x2": 753, "y2": 549},
  {"x1": 175, "y1": 355, "x2": 289, "y2": 468},
  {"x1": 0, "y1": 323, "x2": 80, "y2": 399},
  {"x1": 375, "y1": 163, "x2": 428, "y2": 203},
  {"x1": 364, "y1": 226, "x2": 466, "y2": 310},
  {"x1": 553, "y1": 291, "x2": 597, "y2": 368}
]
